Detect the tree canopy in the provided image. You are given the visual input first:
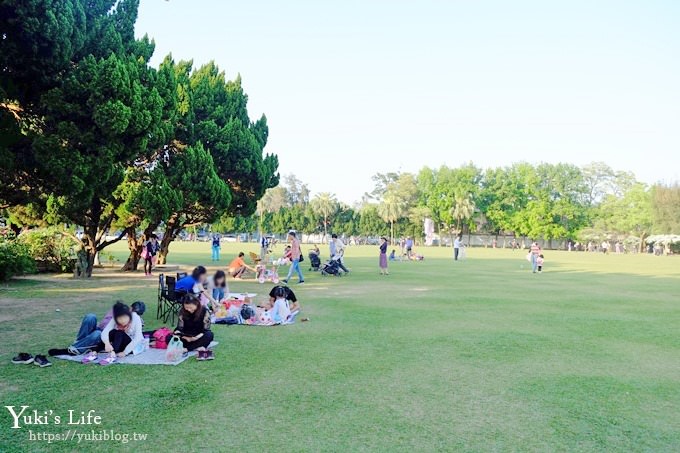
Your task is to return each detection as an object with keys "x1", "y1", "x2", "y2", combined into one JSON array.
[{"x1": 0, "y1": 0, "x2": 278, "y2": 274}]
